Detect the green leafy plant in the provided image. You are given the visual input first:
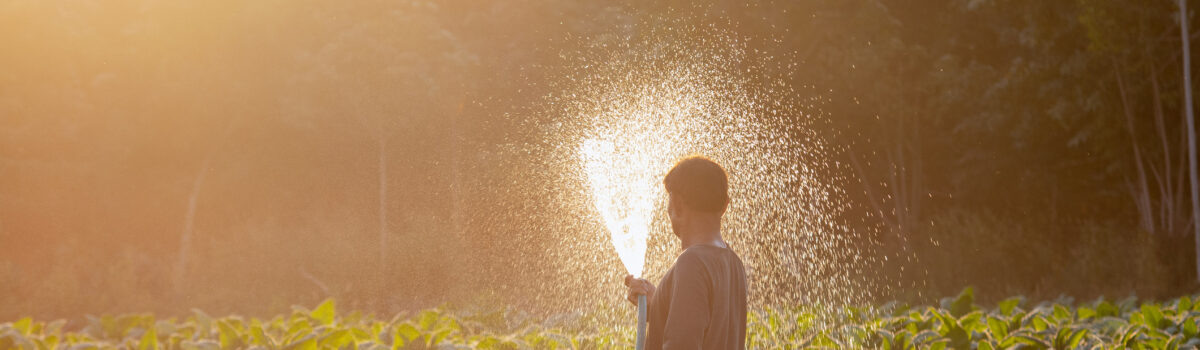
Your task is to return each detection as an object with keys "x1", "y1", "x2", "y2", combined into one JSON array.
[{"x1": 7, "y1": 289, "x2": 1200, "y2": 349}]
